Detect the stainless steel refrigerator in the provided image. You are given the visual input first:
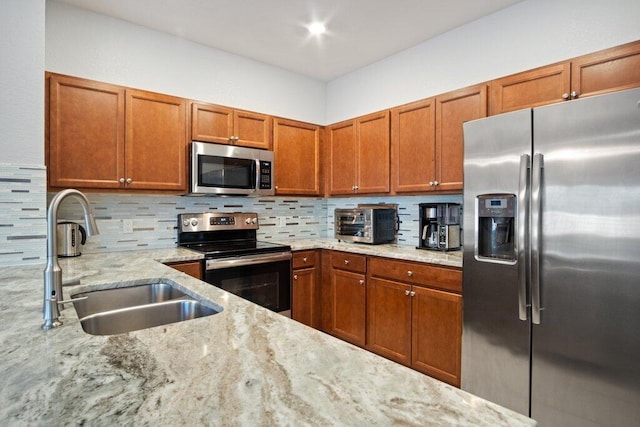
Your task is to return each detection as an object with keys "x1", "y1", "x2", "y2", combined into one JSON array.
[{"x1": 461, "y1": 87, "x2": 640, "y2": 426}]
